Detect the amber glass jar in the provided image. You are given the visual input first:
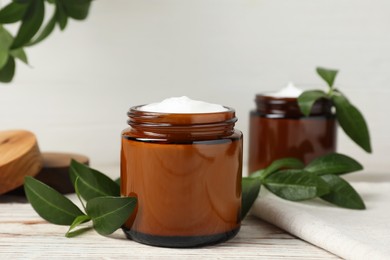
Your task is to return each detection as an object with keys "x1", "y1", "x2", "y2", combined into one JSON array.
[
  {"x1": 121, "y1": 106, "x2": 243, "y2": 248},
  {"x1": 248, "y1": 94, "x2": 337, "y2": 174}
]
